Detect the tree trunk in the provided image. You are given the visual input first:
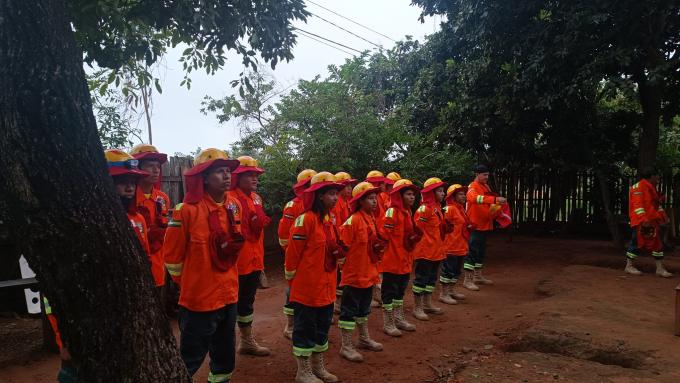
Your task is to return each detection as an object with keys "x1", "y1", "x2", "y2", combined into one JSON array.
[
  {"x1": 0, "y1": 2, "x2": 189, "y2": 382},
  {"x1": 636, "y1": 64, "x2": 663, "y2": 173},
  {"x1": 594, "y1": 169, "x2": 623, "y2": 248}
]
